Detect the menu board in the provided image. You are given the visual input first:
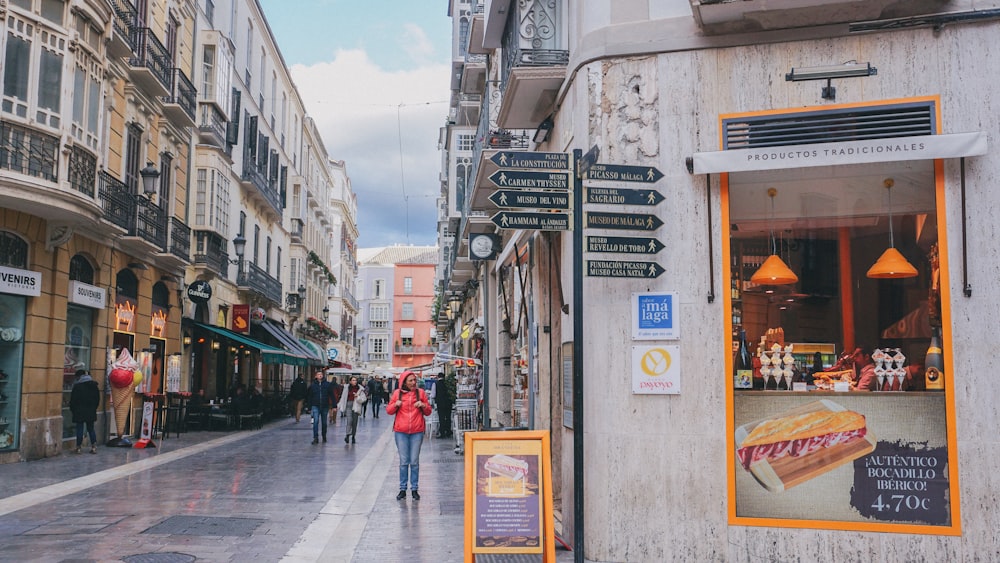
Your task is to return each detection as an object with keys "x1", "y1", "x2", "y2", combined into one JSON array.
[
  {"x1": 465, "y1": 430, "x2": 555, "y2": 561},
  {"x1": 731, "y1": 393, "x2": 957, "y2": 533}
]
